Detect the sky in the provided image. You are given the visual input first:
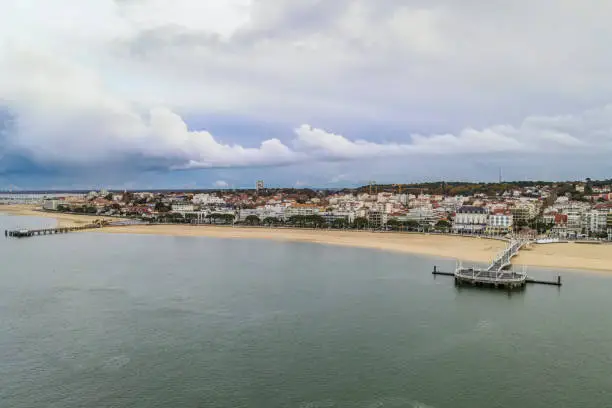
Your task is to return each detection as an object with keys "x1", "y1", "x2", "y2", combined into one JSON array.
[{"x1": 1, "y1": 0, "x2": 612, "y2": 190}]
